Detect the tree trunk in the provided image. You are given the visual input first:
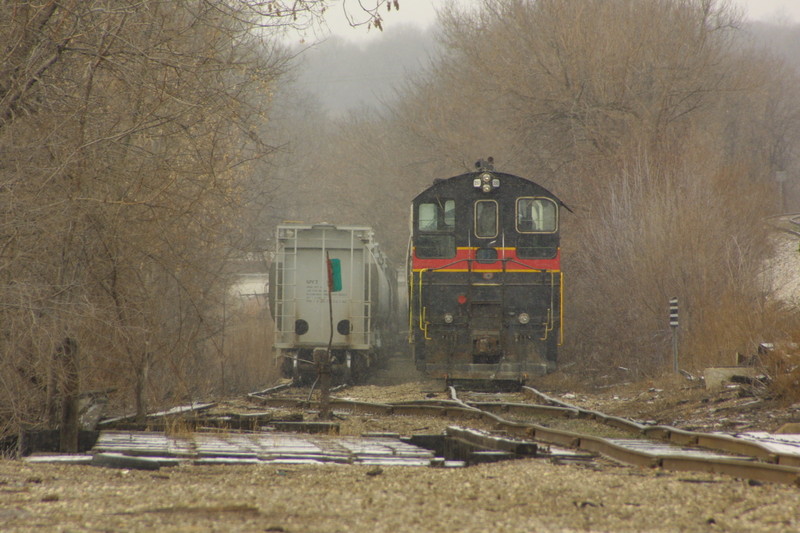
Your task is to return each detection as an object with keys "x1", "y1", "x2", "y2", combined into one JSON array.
[
  {"x1": 57, "y1": 338, "x2": 79, "y2": 453},
  {"x1": 134, "y1": 352, "x2": 150, "y2": 424}
]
